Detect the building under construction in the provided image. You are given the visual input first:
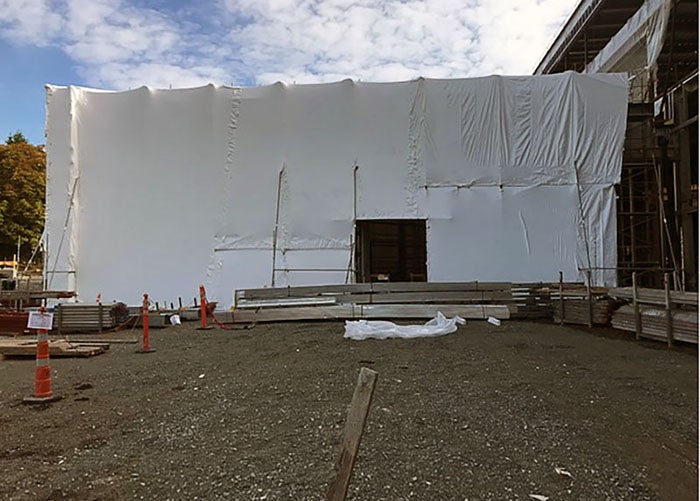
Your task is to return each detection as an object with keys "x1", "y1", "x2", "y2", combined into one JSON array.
[{"x1": 536, "y1": 0, "x2": 698, "y2": 290}]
